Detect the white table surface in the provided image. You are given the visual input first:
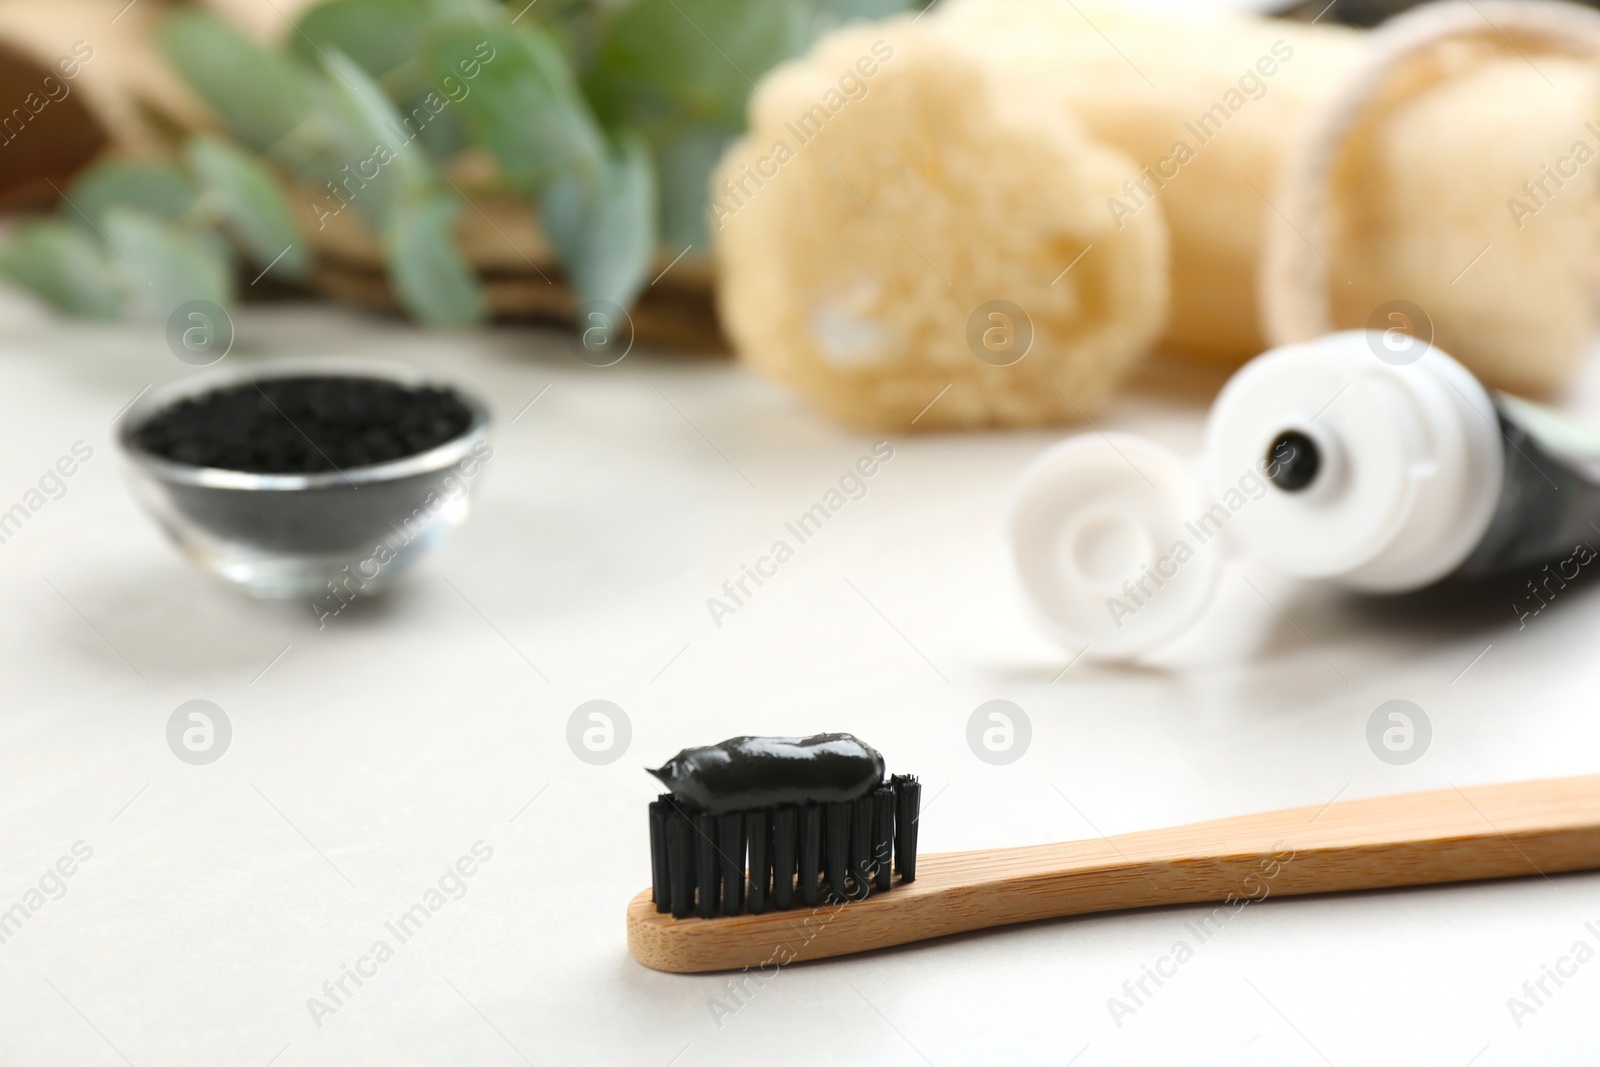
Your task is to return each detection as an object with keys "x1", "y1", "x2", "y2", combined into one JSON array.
[{"x1": 4, "y1": 286, "x2": 1600, "y2": 1067}]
